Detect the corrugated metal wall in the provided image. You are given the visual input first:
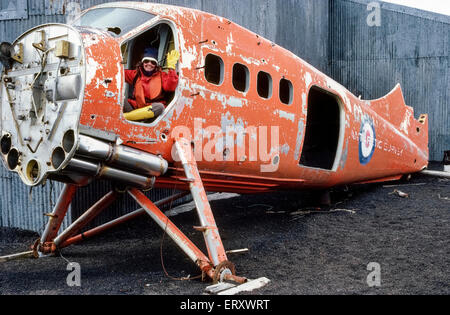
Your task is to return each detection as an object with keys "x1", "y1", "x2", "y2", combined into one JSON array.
[
  {"x1": 0, "y1": 0, "x2": 448, "y2": 231},
  {"x1": 0, "y1": 167, "x2": 67, "y2": 232},
  {"x1": 330, "y1": 0, "x2": 449, "y2": 161}
]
